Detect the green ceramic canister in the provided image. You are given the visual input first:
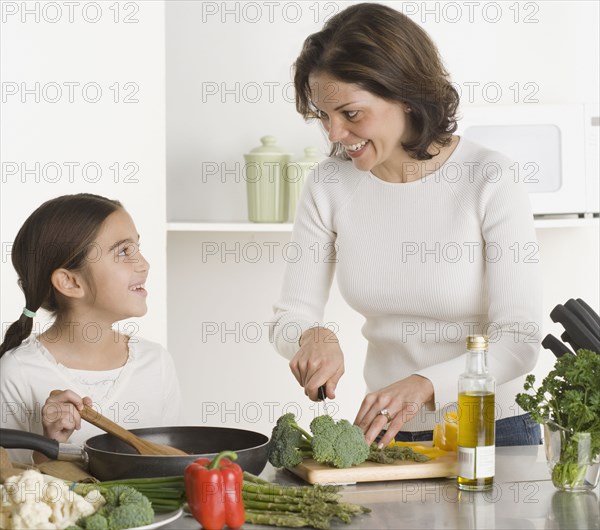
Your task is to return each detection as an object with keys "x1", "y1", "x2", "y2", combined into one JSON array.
[
  {"x1": 244, "y1": 136, "x2": 292, "y2": 223},
  {"x1": 286, "y1": 147, "x2": 323, "y2": 222}
]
